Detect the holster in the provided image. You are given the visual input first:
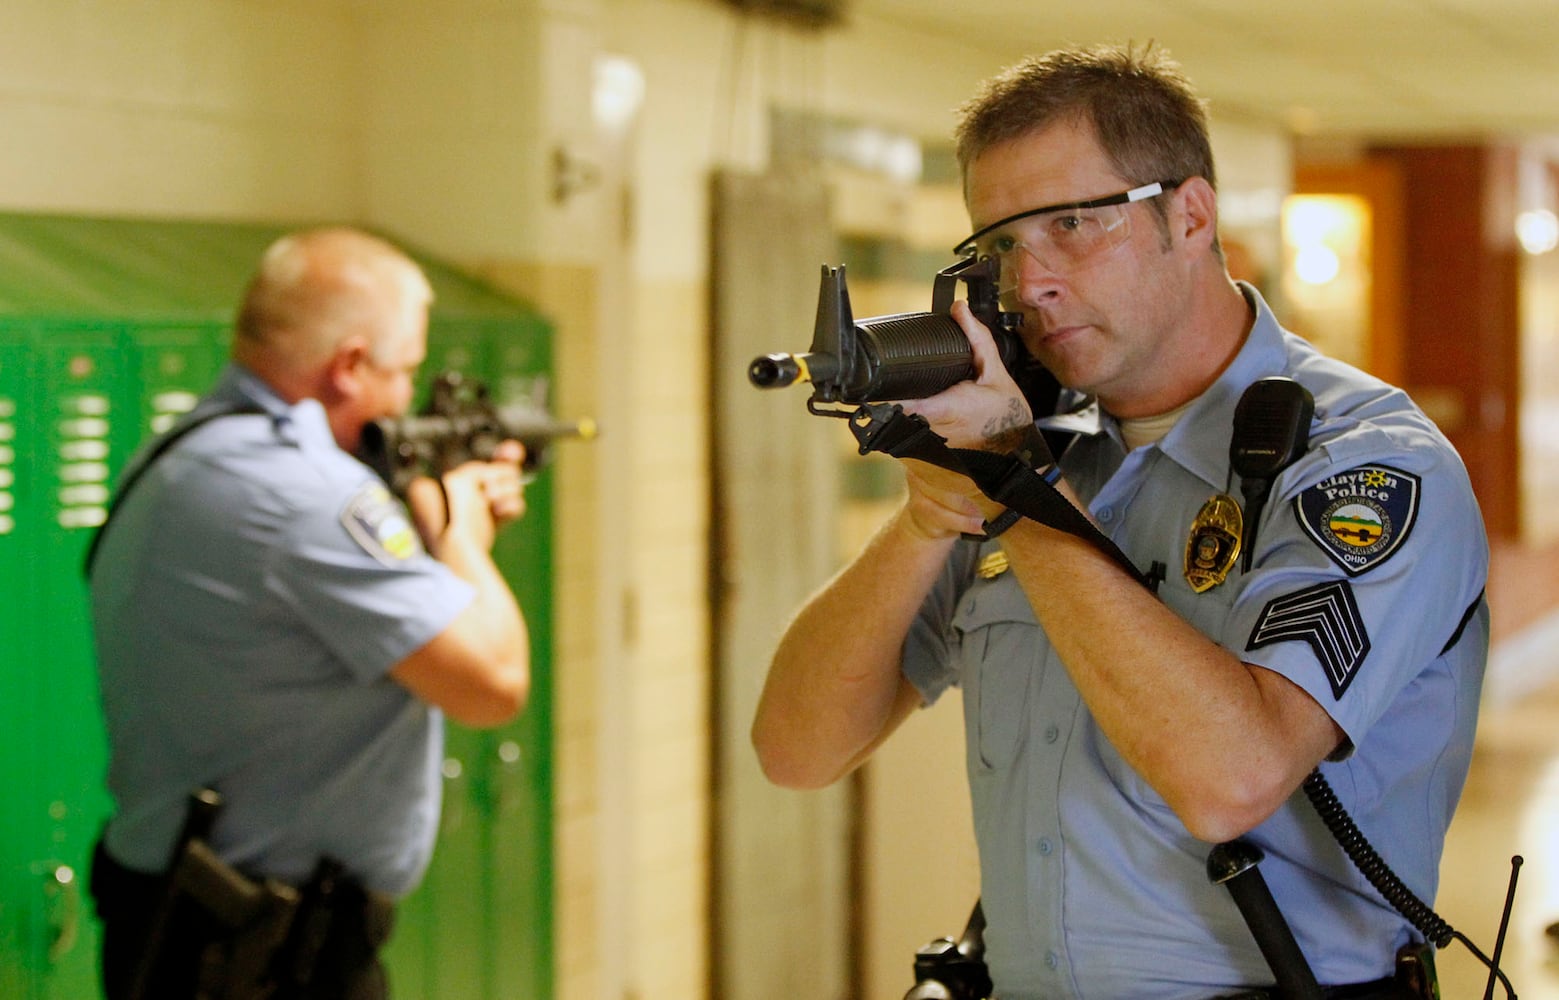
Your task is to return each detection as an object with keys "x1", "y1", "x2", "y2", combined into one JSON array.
[
  {"x1": 1394, "y1": 941, "x2": 1439, "y2": 999},
  {"x1": 96, "y1": 792, "x2": 393, "y2": 1000},
  {"x1": 195, "y1": 849, "x2": 301, "y2": 999},
  {"x1": 131, "y1": 838, "x2": 301, "y2": 1000}
]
